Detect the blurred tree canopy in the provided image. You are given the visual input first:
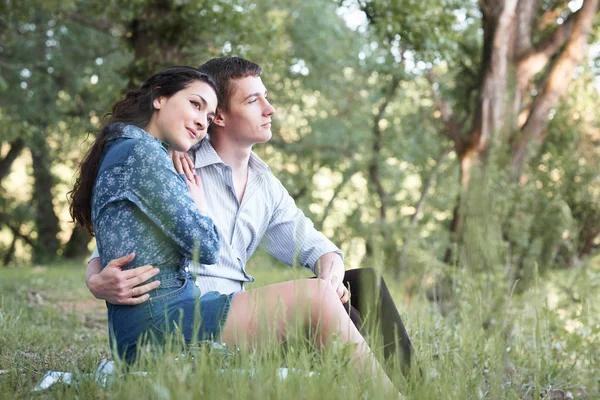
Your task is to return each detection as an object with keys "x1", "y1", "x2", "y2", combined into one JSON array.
[{"x1": 1, "y1": 0, "x2": 598, "y2": 295}]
